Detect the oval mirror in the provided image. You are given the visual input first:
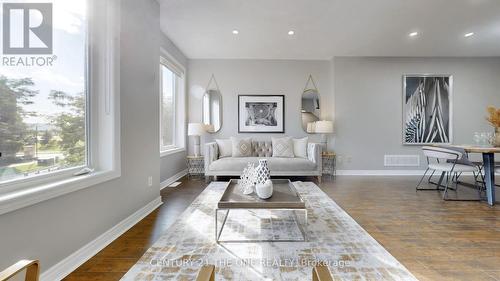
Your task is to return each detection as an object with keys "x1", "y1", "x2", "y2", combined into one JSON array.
[
  {"x1": 202, "y1": 89, "x2": 222, "y2": 133},
  {"x1": 301, "y1": 89, "x2": 320, "y2": 132}
]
